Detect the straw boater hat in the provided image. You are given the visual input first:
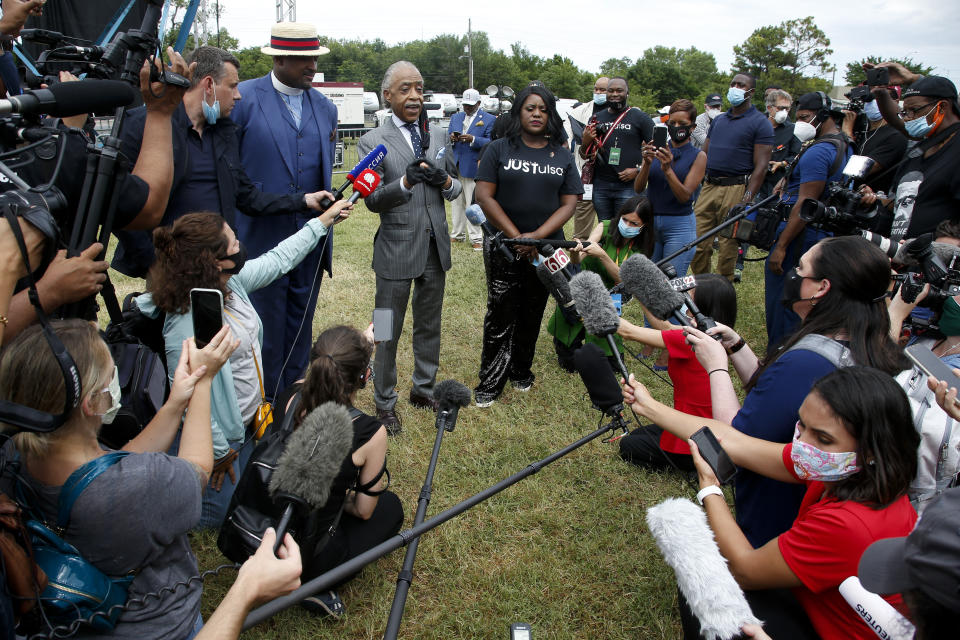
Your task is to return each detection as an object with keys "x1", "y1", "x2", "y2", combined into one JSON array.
[{"x1": 261, "y1": 22, "x2": 330, "y2": 56}]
